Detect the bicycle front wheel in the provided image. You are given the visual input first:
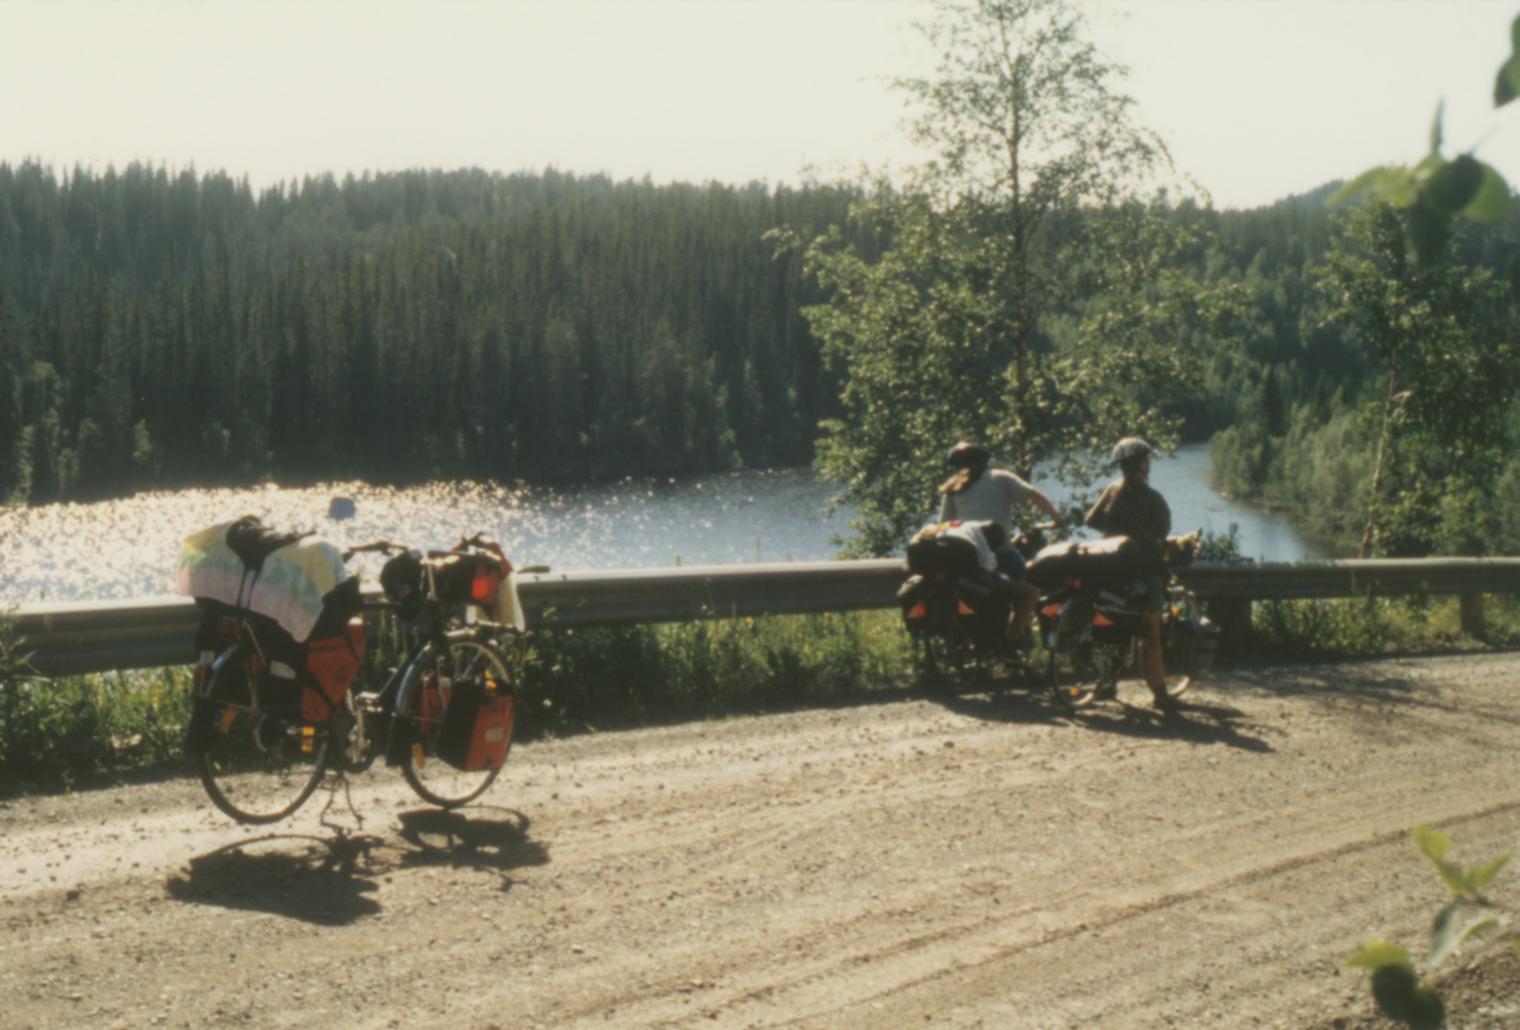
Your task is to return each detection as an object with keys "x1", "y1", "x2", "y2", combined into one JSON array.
[
  {"x1": 194, "y1": 649, "x2": 330, "y2": 824},
  {"x1": 399, "y1": 636, "x2": 510, "y2": 808}
]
